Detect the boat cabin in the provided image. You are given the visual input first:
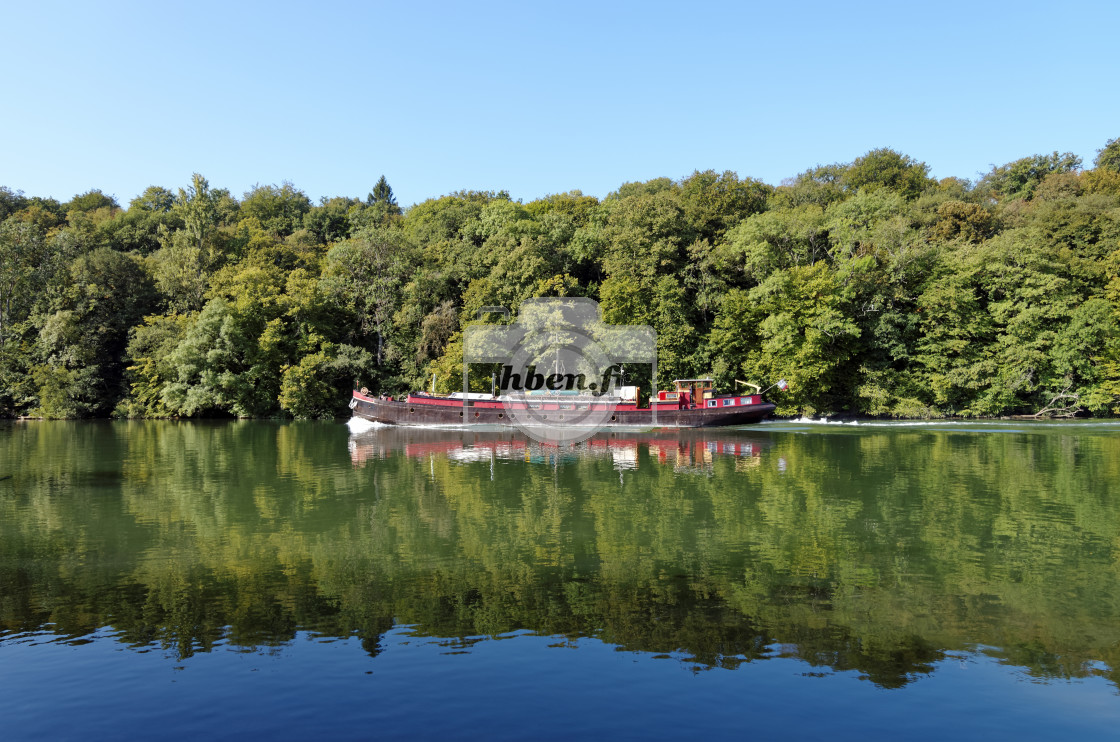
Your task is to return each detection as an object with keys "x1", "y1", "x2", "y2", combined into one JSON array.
[{"x1": 654, "y1": 379, "x2": 762, "y2": 410}]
